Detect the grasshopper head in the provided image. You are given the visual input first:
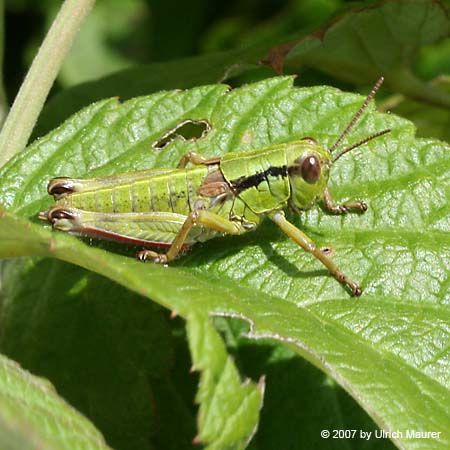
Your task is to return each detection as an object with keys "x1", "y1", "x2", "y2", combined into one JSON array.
[
  {"x1": 288, "y1": 77, "x2": 392, "y2": 212},
  {"x1": 287, "y1": 138, "x2": 332, "y2": 210}
]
